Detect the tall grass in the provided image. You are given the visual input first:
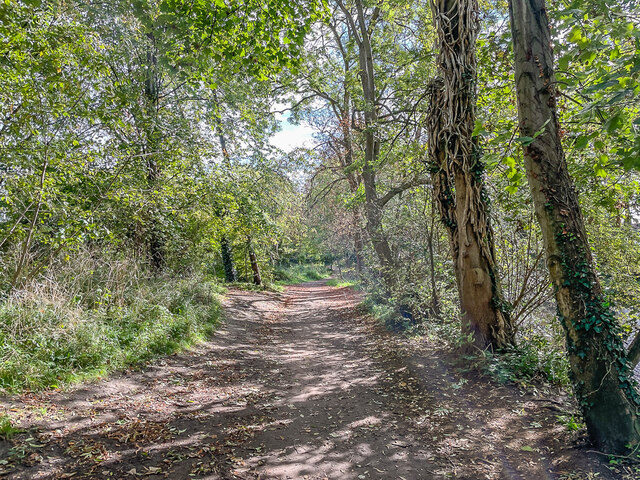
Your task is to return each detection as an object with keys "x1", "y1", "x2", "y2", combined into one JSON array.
[{"x1": 0, "y1": 252, "x2": 223, "y2": 393}]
